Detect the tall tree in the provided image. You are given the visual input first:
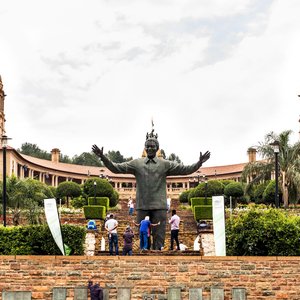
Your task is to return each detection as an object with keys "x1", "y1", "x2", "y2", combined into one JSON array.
[
  {"x1": 167, "y1": 153, "x2": 182, "y2": 164},
  {"x1": 106, "y1": 150, "x2": 132, "y2": 163},
  {"x1": 72, "y1": 152, "x2": 103, "y2": 166},
  {"x1": 242, "y1": 130, "x2": 300, "y2": 208},
  {"x1": 18, "y1": 143, "x2": 51, "y2": 160}
]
